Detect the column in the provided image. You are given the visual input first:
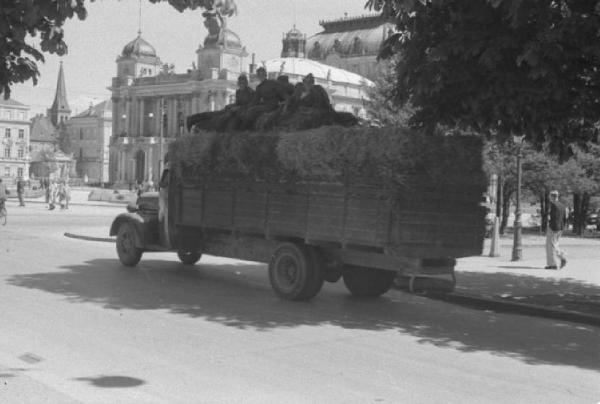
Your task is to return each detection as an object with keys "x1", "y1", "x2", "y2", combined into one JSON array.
[
  {"x1": 155, "y1": 98, "x2": 161, "y2": 136},
  {"x1": 125, "y1": 98, "x2": 131, "y2": 136},
  {"x1": 147, "y1": 147, "x2": 154, "y2": 182},
  {"x1": 139, "y1": 98, "x2": 145, "y2": 136}
]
